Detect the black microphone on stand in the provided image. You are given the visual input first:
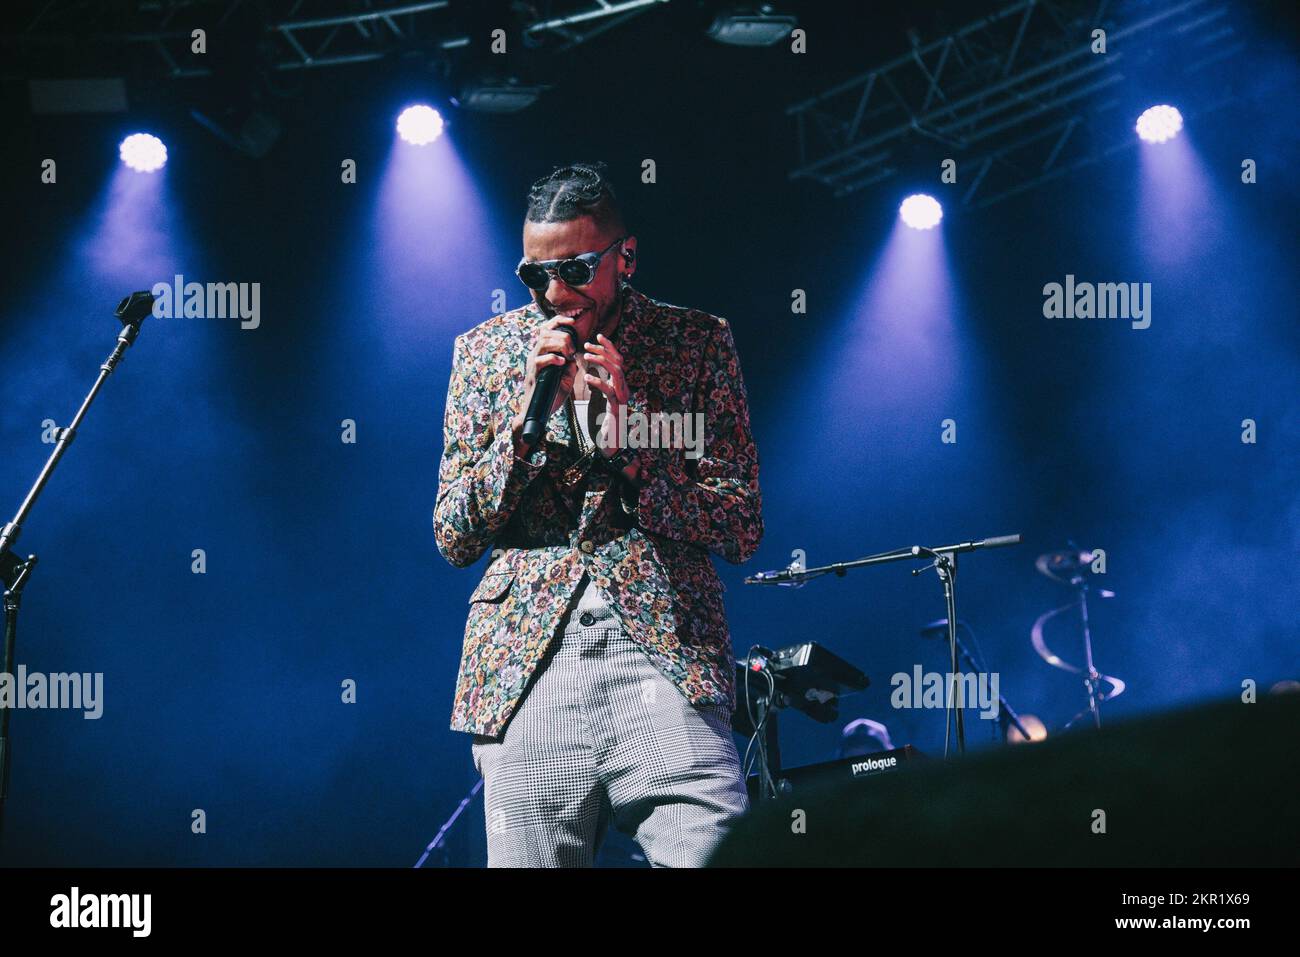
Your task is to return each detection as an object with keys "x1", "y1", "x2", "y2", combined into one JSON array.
[
  {"x1": 519, "y1": 323, "x2": 582, "y2": 450},
  {"x1": 2, "y1": 289, "x2": 155, "y2": 847}
]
